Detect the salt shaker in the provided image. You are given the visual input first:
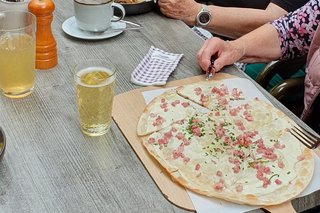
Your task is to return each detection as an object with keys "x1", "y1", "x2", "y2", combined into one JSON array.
[{"x1": 28, "y1": 0, "x2": 57, "y2": 69}]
